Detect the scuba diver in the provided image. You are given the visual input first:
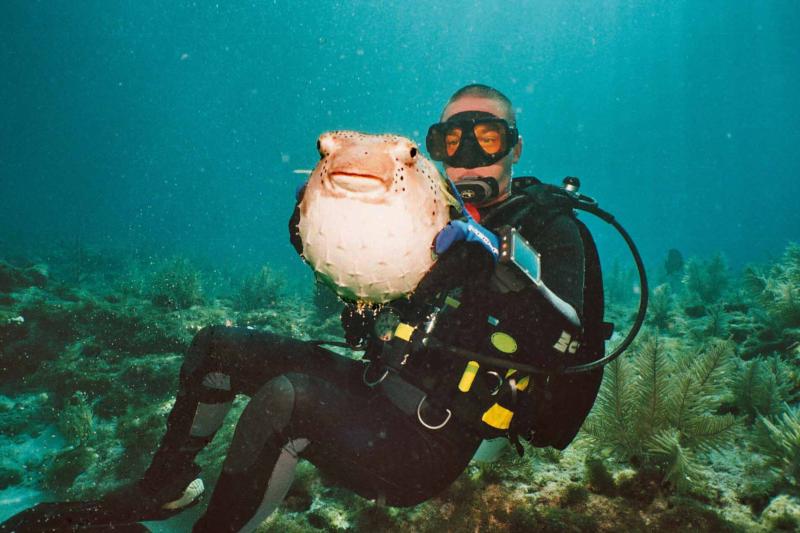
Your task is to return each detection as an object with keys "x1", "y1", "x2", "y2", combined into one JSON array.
[{"x1": 3, "y1": 84, "x2": 644, "y2": 532}]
